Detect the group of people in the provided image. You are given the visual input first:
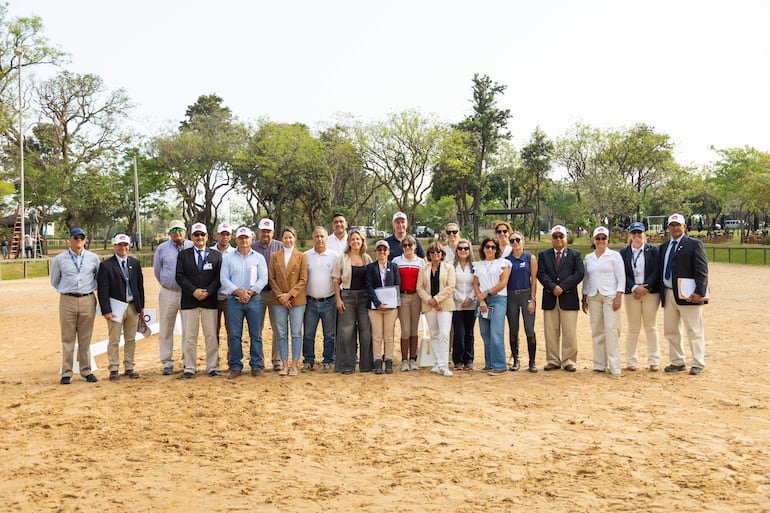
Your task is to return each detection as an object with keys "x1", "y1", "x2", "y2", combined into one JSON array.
[{"x1": 52, "y1": 210, "x2": 709, "y2": 384}]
